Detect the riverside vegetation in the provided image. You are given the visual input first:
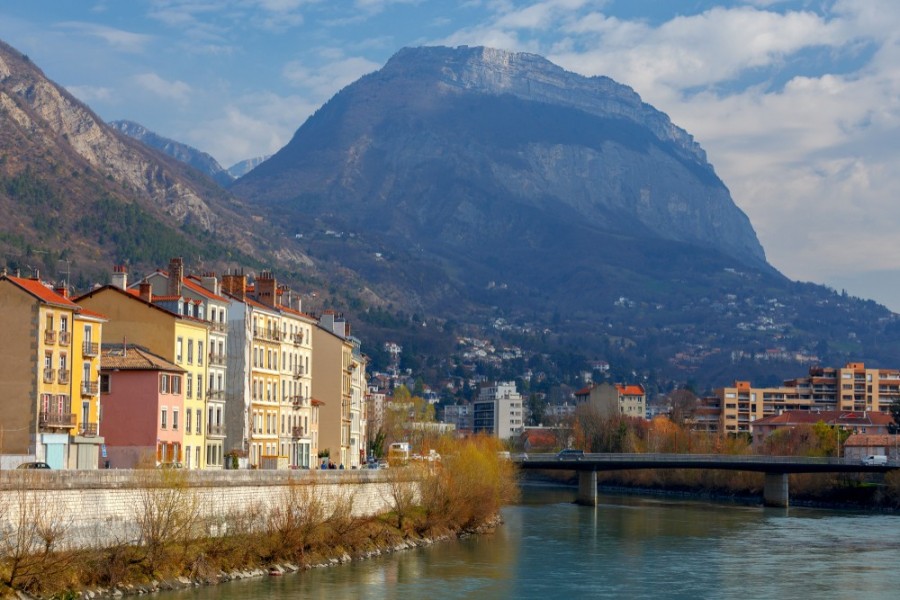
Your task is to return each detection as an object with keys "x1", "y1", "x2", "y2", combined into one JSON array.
[{"x1": 0, "y1": 436, "x2": 518, "y2": 599}]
